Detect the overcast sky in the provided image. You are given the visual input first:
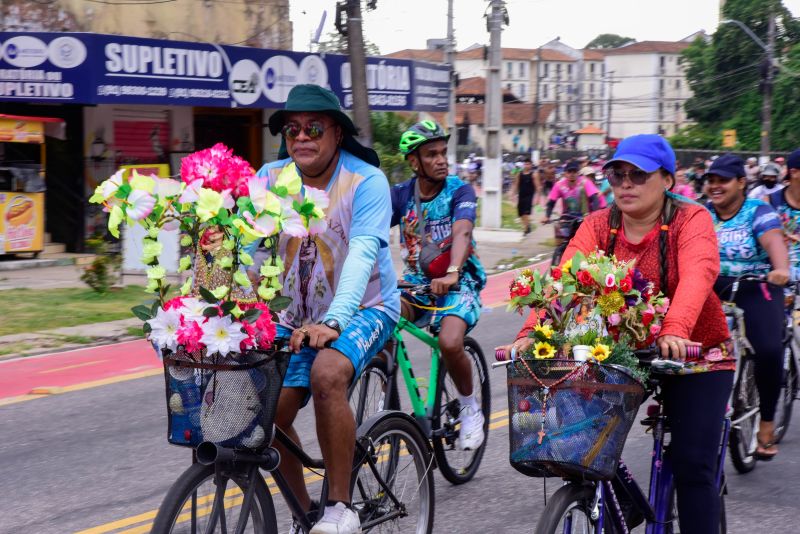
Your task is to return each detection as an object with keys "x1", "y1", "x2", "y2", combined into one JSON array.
[{"x1": 291, "y1": 0, "x2": 800, "y2": 54}]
